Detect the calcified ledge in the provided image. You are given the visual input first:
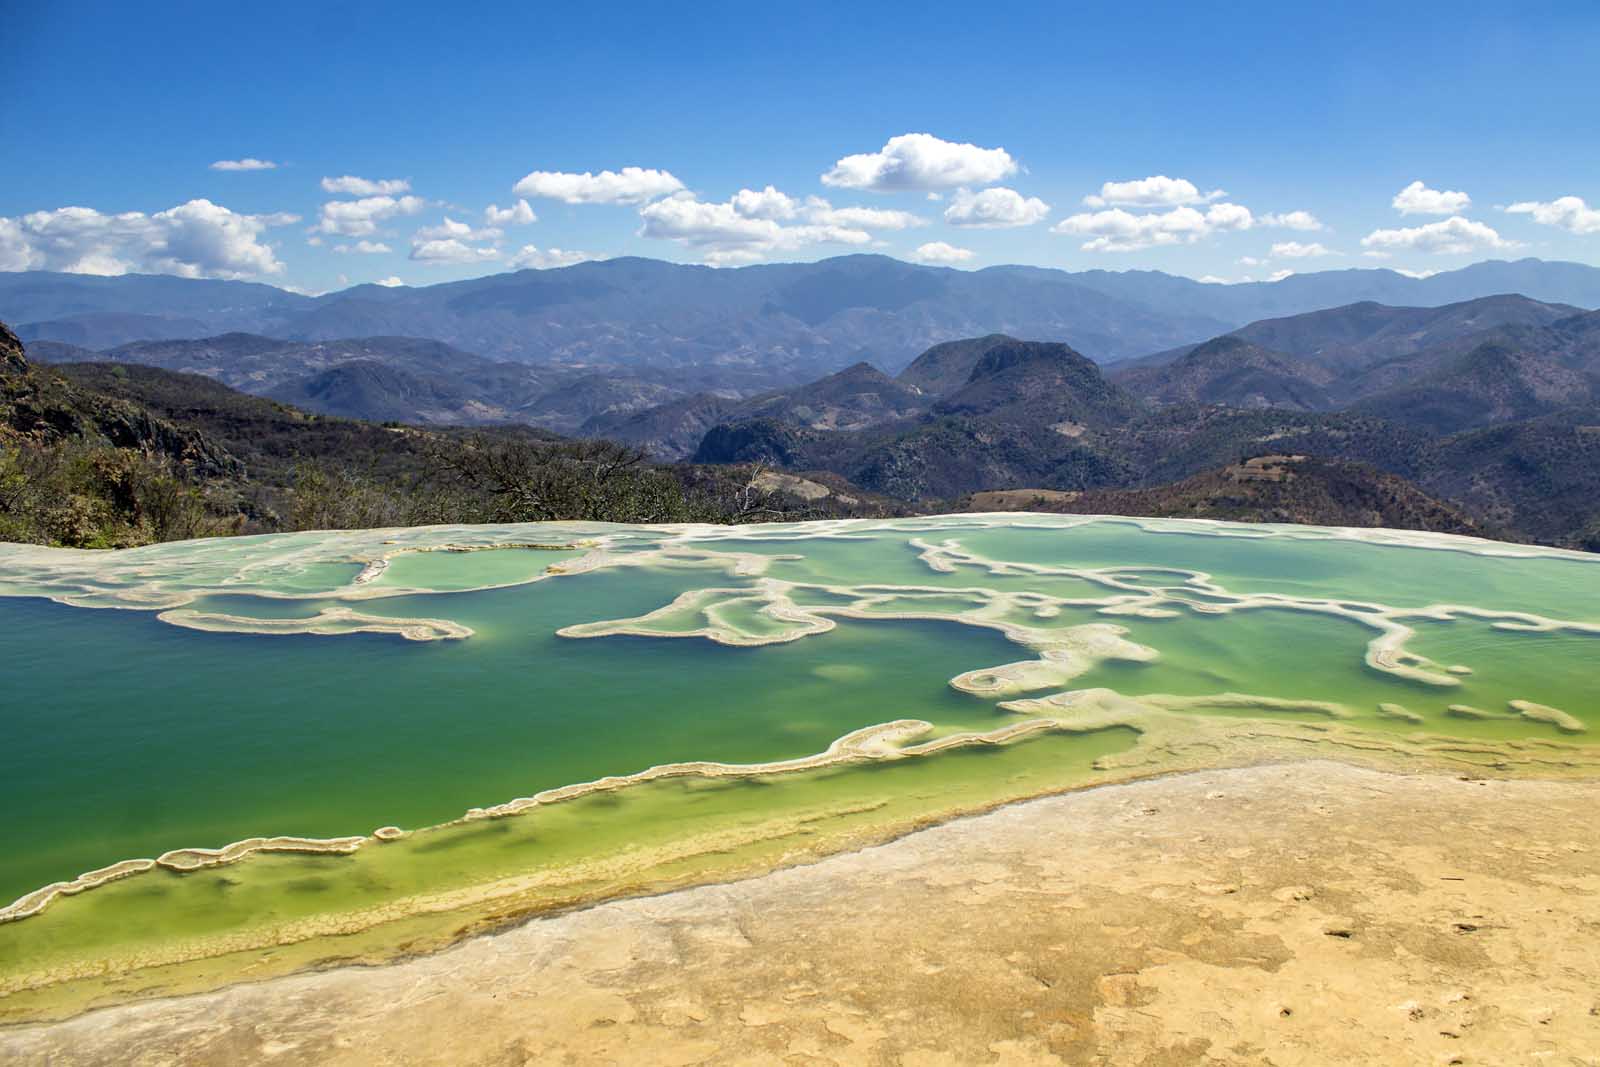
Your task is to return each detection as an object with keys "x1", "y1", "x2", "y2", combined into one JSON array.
[
  {"x1": 0, "y1": 837, "x2": 370, "y2": 925},
  {"x1": 3, "y1": 680, "x2": 1592, "y2": 930},
  {"x1": 1, "y1": 513, "x2": 1596, "y2": 620},
  {"x1": 156, "y1": 607, "x2": 474, "y2": 641},
  {"x1": 0, "y1": 710, "x2": 1076, "y2": 927}
]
